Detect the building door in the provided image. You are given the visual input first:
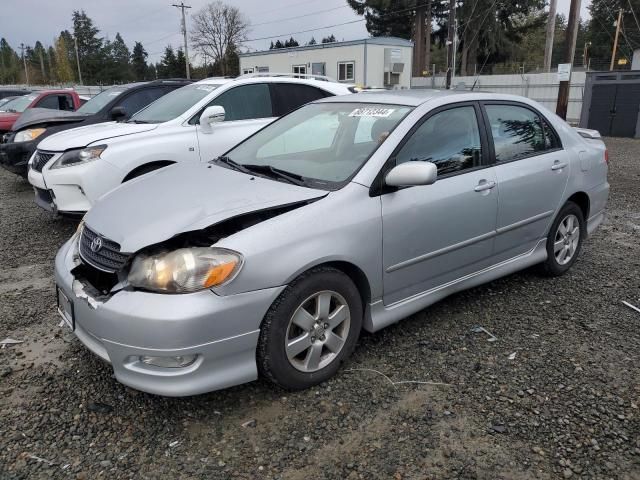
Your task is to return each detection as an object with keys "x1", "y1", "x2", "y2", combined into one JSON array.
[{"x1": 588, "y1": 83, "x2": 640, "y2": 137}]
